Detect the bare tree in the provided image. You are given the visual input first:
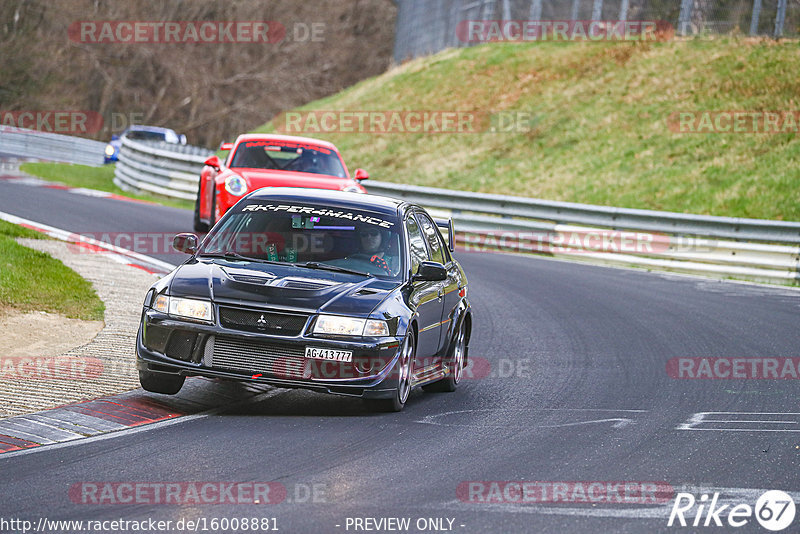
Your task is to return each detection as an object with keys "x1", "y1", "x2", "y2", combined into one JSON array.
[{"x1": 1, "y1": 0, "x2": 396, "y2": 147}]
